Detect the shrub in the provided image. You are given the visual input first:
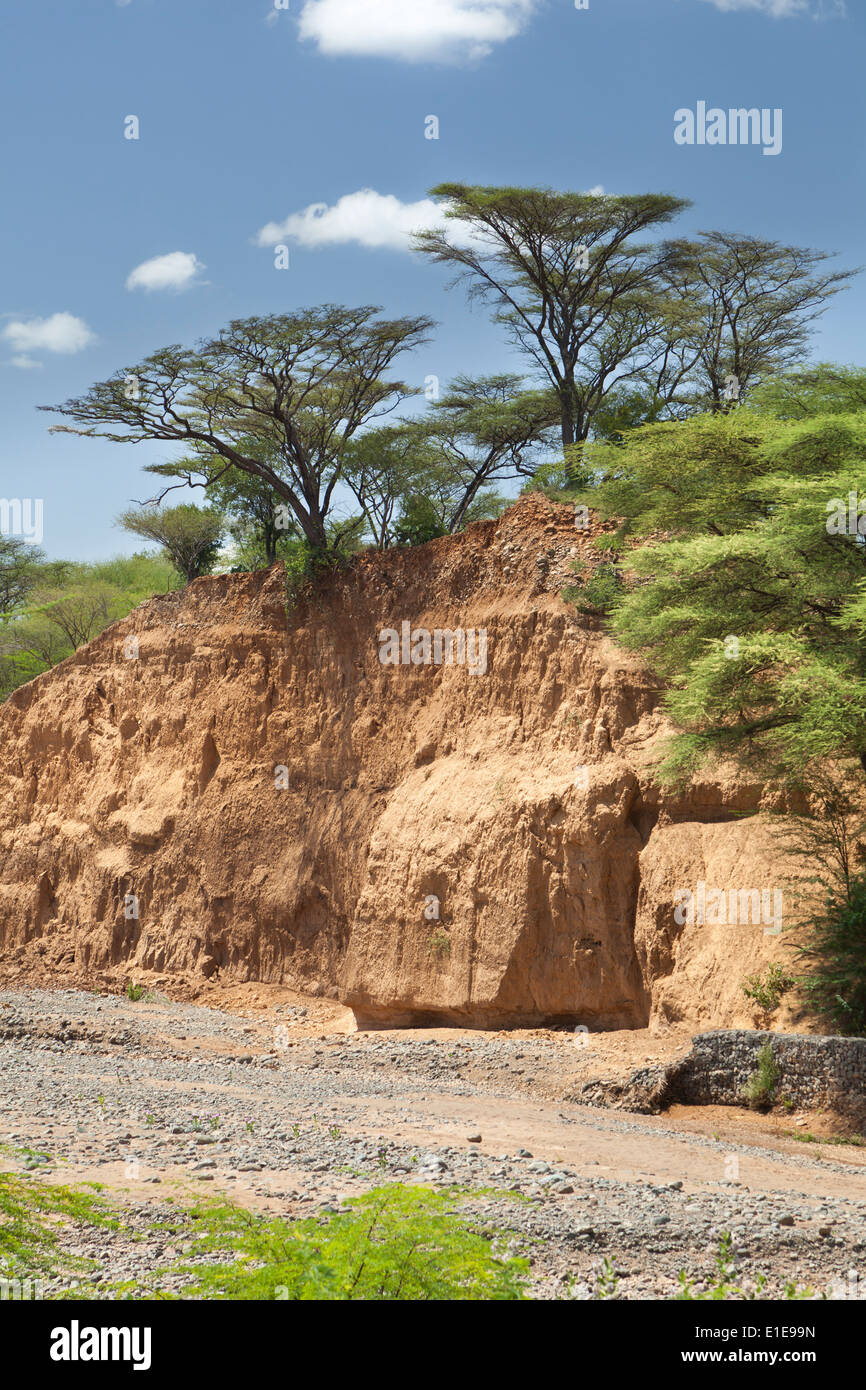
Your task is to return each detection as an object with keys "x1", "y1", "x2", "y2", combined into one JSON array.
[
  {"x1": 428, "y1": 929, "x2": 452, "y2": 961},
  {"x1": 741, "y1": 965, "x2": 794, "y2": 1015},
  {"x1": 563, "y1": 559, "x2": 623, "y2": 616},
  {"x1": 797, "y1": 875, "x2": 866, "y2": 1036},
  {"x1": 742, "y1": 1042, "x2": 780, "y2": 1111},
  {"x1": 171, "y1": 1185, "x2": 529, "y2": 1300}
]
